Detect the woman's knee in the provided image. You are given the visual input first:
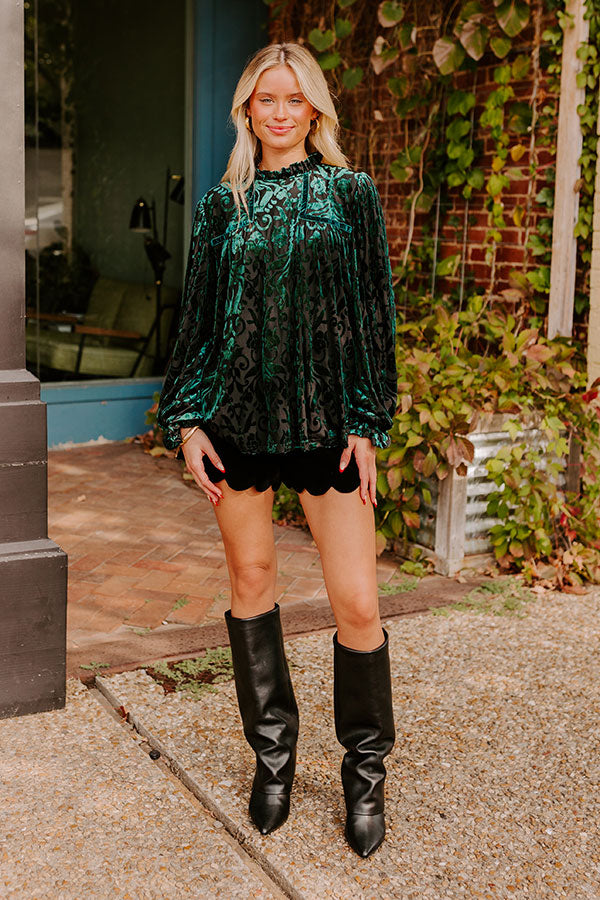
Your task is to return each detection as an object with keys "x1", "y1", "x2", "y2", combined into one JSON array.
[
  {"x1": 334, "y1": 587, "x2": 379, "y2": 631},
  {"x1": 230, "y1": 559, "x2": 276, "y2": 600}
]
